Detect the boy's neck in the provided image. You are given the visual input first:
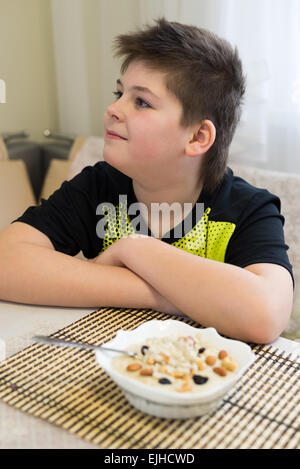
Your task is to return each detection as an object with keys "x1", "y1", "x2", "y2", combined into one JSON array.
[
  {"x1": 133, "y1": 179, "x2": 202, "y2": 206},
  {"x1": 132, "y1": 178, "x2": 203, "y2": 239}
]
